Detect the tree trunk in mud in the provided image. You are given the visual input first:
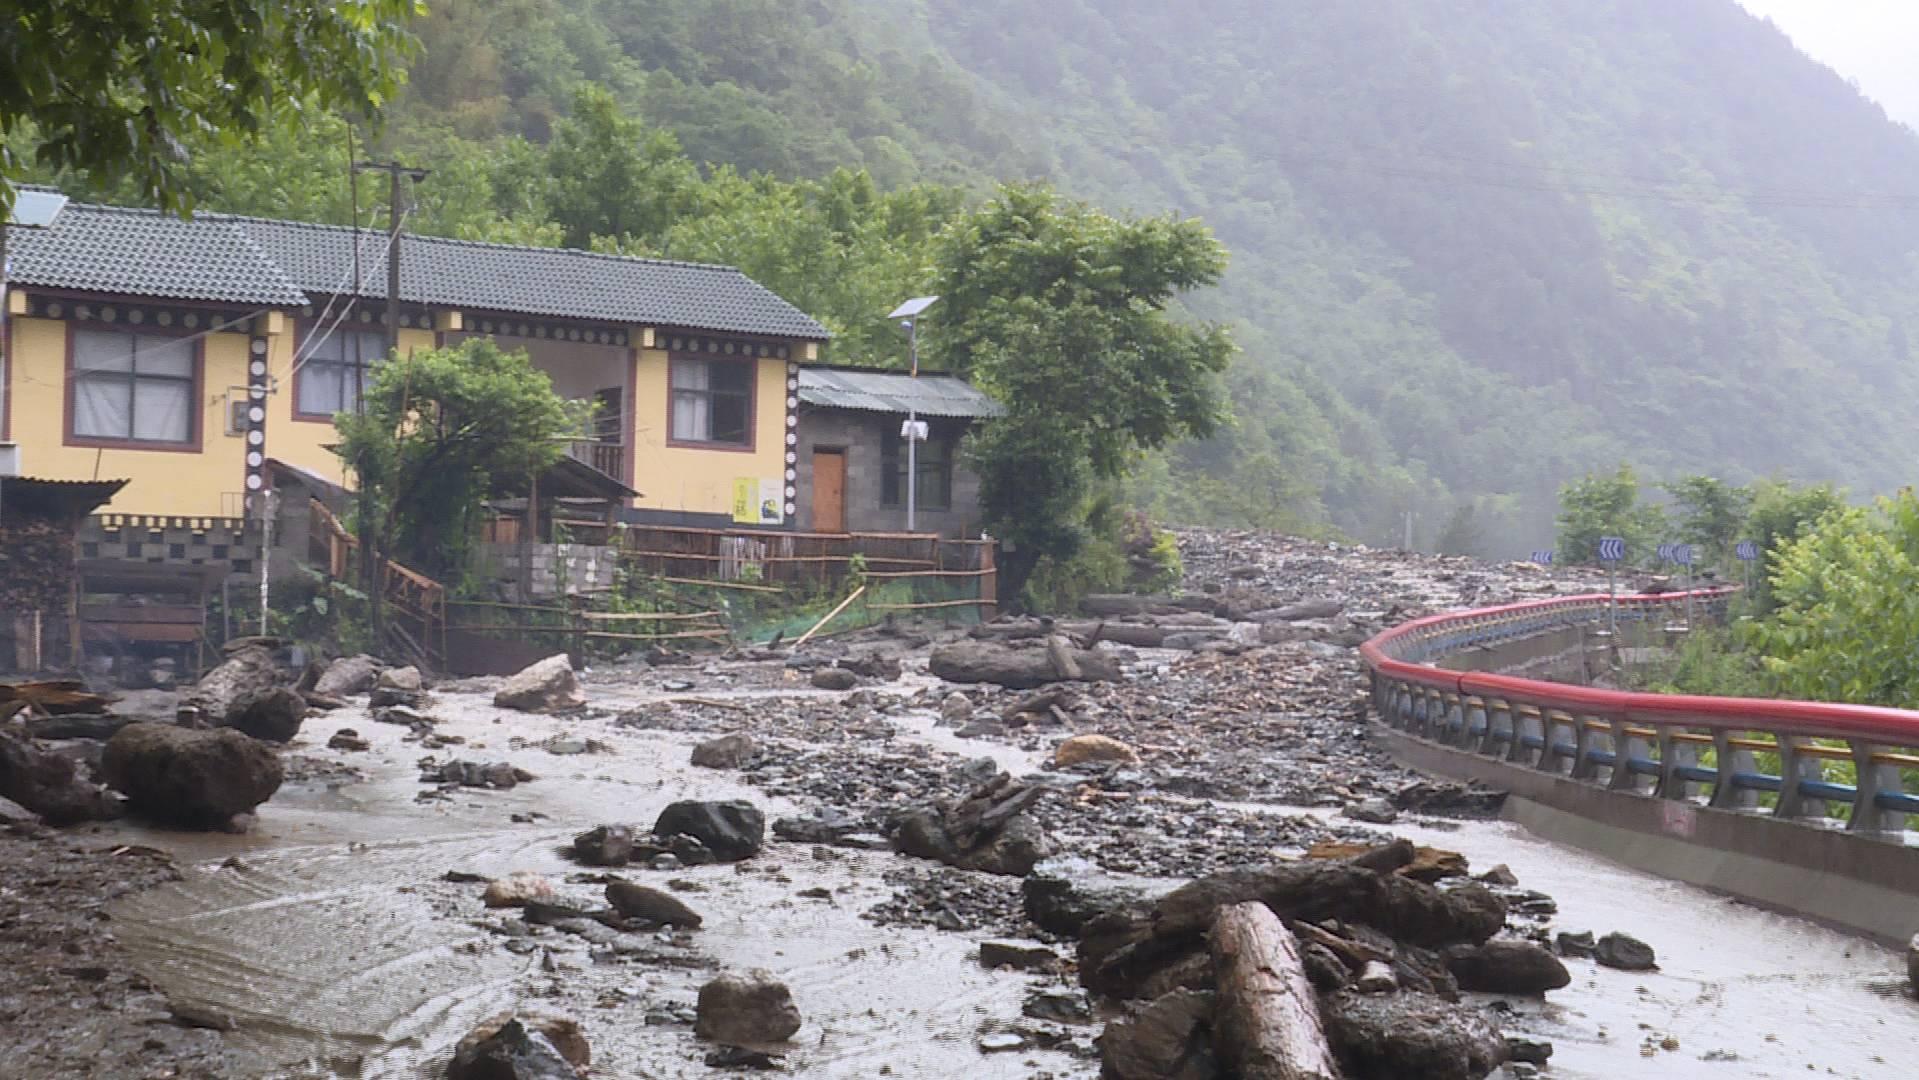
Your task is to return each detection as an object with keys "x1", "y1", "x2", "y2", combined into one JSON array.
[{"x1": 1210, "y1": 902, "x2": 1339, "y2": 1080}]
